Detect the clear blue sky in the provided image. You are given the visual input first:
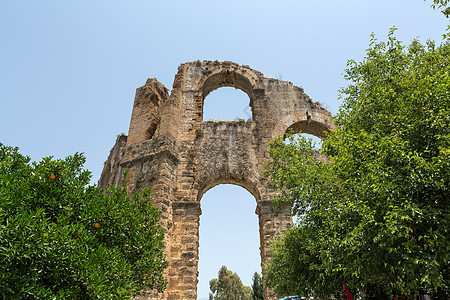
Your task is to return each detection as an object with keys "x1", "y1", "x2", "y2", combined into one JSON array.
[{"x1": 0, "y1": 1, "x2": 447, "y2": 299}]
